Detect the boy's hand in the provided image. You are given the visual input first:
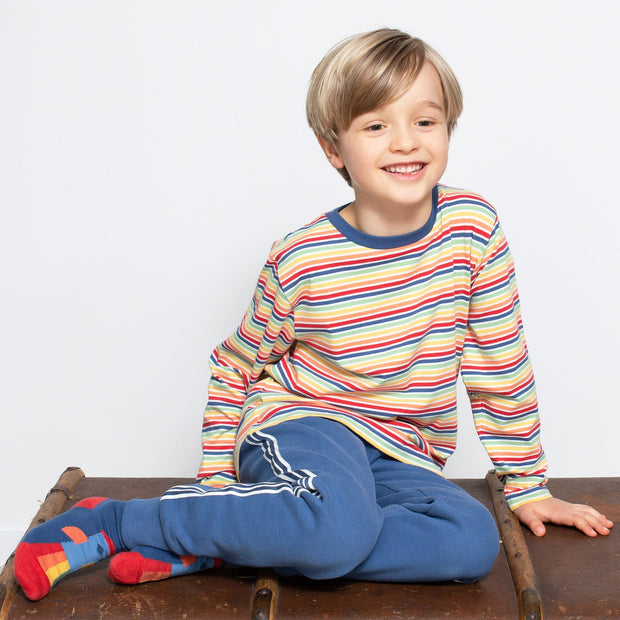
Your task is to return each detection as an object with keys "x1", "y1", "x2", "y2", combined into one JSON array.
[{"x1": 513, "y1": 497, "x2": 614, "y2": 537}]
